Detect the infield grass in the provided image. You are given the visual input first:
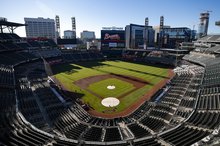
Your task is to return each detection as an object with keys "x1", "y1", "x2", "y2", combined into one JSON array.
[{"x1": 88, "y1": 78, "x2": 134, "y2": 98}]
